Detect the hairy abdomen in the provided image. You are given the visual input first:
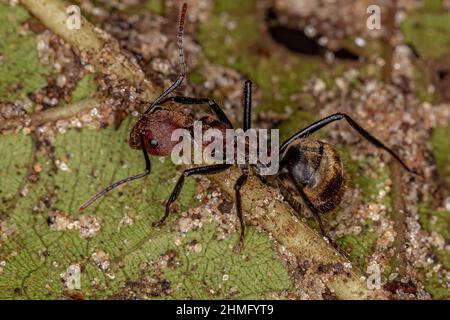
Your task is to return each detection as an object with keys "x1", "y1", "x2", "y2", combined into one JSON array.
[{"x1": 277, "y1": 140, "x2": 346, "y2": 214}]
